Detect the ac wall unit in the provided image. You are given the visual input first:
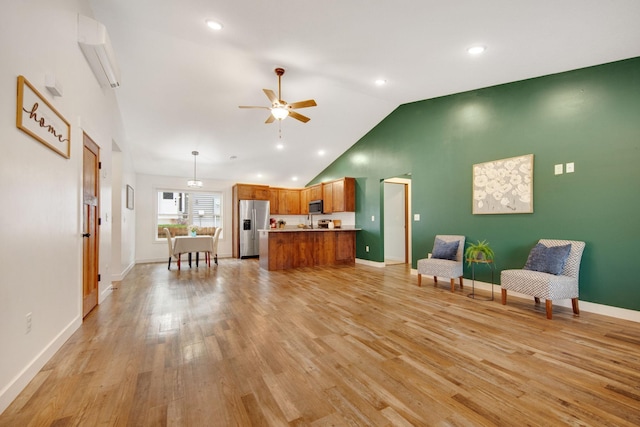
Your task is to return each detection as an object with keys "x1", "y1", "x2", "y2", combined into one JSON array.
[{"x1": 77, "y1": 14, "x2": 121, "y2": 88}]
